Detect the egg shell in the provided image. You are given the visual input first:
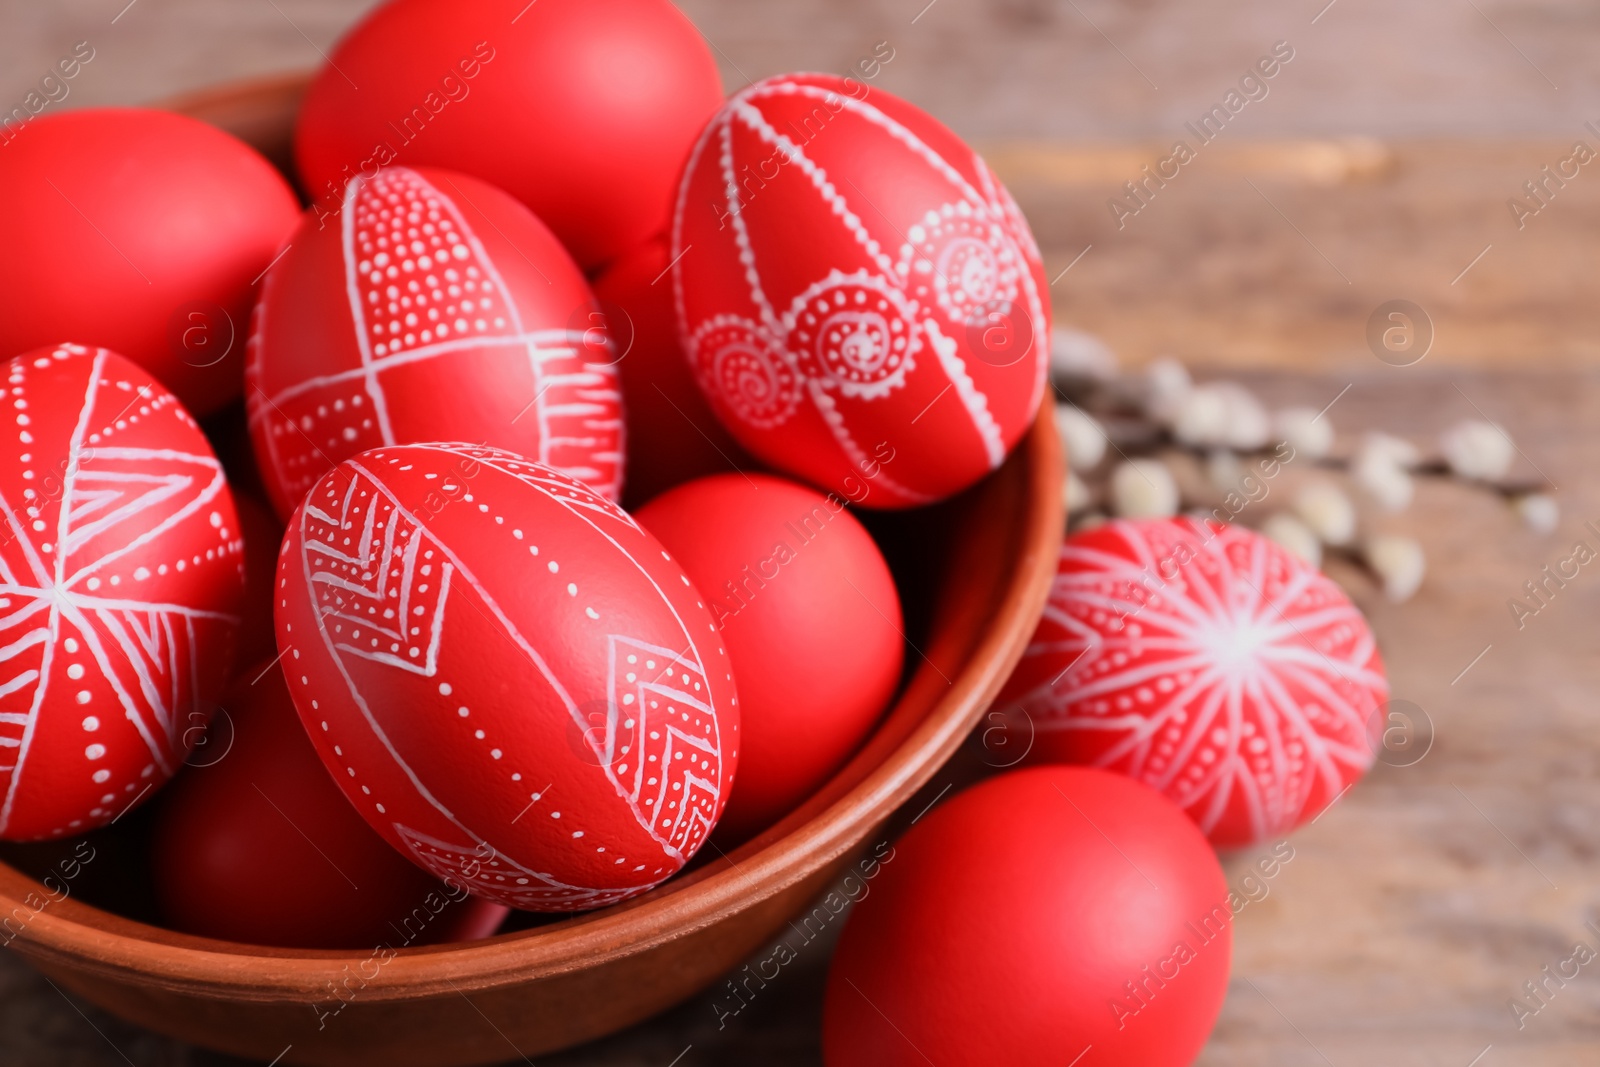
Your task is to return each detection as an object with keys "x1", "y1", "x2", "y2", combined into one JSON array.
[
  {"x1": 672, "y1": 74, "x2": 1050, "y2": 508},
  {"x1": 0, "y1": 109, "x2": 300, "y2": 416},
  {"x1": 274, "y1": 443, "x2": 739, "y2": 910},
  {"x1": 997, "y1": 517, "x2": 1388, "y2": 847},
  {"x1": 636, "y1": 473, "x2": 902, "y2": 842},
  {"x1": 0, "y1": 344, "x2": 245, "y2": 841},
  {"x1": 152, "y1": 661, "x2": 509, "y2": 948},
  {"x1": 593, "y1": 237, "x2": 749, "y2": 508},
  {"x1": 294, "y1": 0, "x2": 723, "y2": 270},
  {"x1": 246, "y1": 165, "x2": 624, "y2": 520},
  {"x1": 823, "y1": 766, "x2": 1231, "y2": 1066}
]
